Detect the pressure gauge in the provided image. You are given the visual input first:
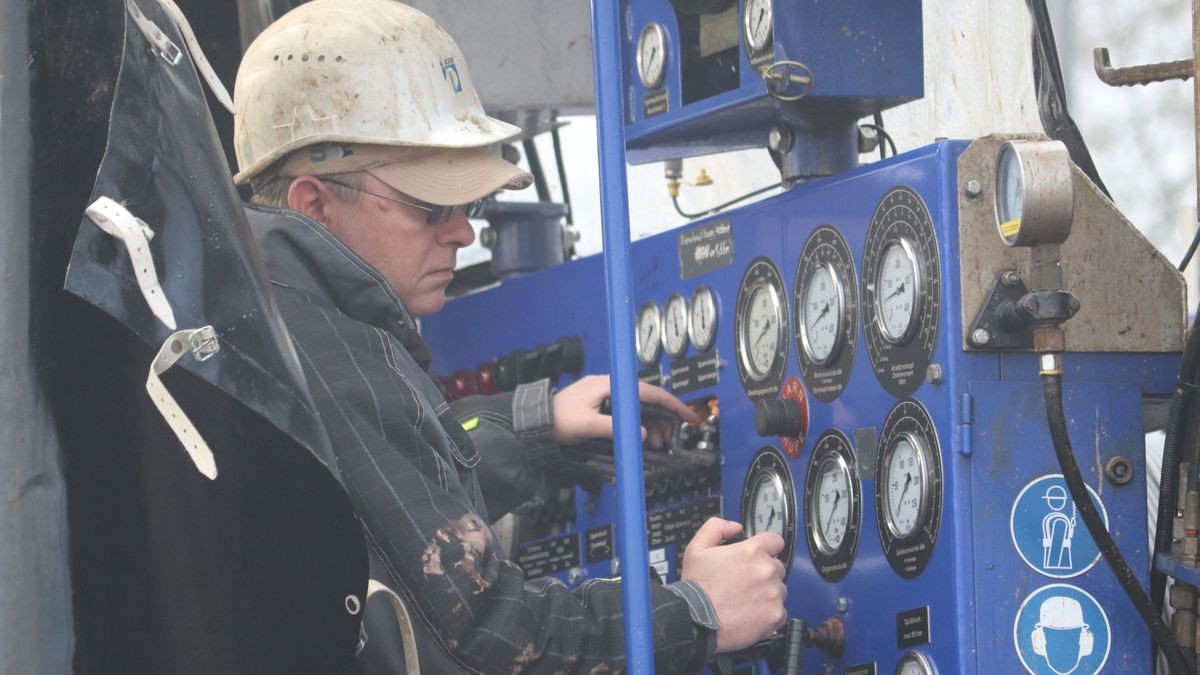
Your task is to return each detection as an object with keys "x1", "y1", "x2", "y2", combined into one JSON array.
[
  {"x1": 735, "y1": 258, "x2": 788, "y2": 398},
  {"x1": 636, "y1": 302, "x2": 663, "y2": 365},
  {"x1": 994, "y1": 140, "x2": 1074, "y2": 247},
  {"x1": 875, "y1": 239, "x2": 920, "y2": 344},
  {"x1": 895, "y1": 652, "x2": 937, "y2": 675},
  {"x1": 798, "y1": 263, "x2": 846, "y2": 365},
  {"x1": 743, "y1": 0, "x2": 773, "y2": 54},
  {"x1": 663, "y1": 293, "x2": 690, "y2": 358},
  {"x1": 637, "y1": 23, "x2": 668, "y2": 90},
  {"x1": 688, "y1": 285, "x2": 718, "y2": 352},
  {"x1": 804, "y1": 430, "x2": 860, "y2": 581},
  {"x1": 742, "y1": 447, "x2": 796, "y2": 571},
  {"x1": 875, "y1": 399, "x2": 942, "y2": 579},
  {"x1": 794, "y1": 226, "x2": 858, "y2": 402}
]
